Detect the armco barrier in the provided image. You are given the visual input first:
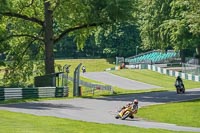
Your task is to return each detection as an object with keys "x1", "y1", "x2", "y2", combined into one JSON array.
[
  {"x1": 0, "y1": 87, "x2": 68, "y2": 101},
  {"x1": 4, "y1": 88, "x2": 23, "y2": 100},
  {"x1": 105, "y1": 64, "x2": 200, "y2": 82},
  {"x1": 22, "y1": 88, "x2": 38, "y2": 99},
  {"x1": 148, "y1": 64, "x2": 200, "y2": 82},
  {"x1": 0, "y1": 88, "x2": 4, "y2": 100}
]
